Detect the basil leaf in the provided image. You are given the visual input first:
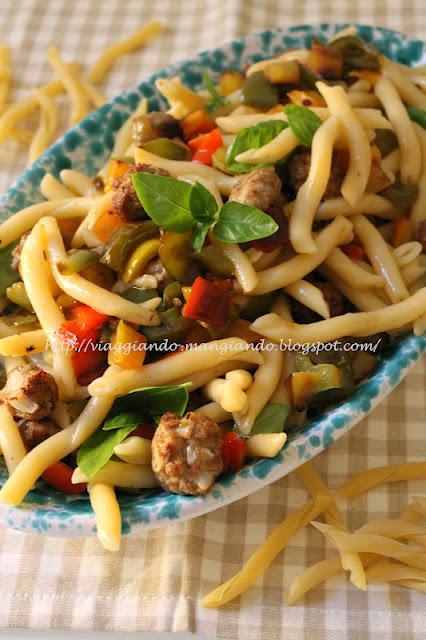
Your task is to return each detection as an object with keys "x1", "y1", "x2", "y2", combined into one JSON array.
[
  {"x1": 132, "y1": 173, "x2": 194, "y2": 232},
  {"x1": 189, "y1": 181, "x2": 218, "y2": 224},
  {"x1": 0, "y1": 241, "x2": 19, "y2": 297},
  {"x1": 202, "y1": 70, "x2": 230, "y2": 113},
  {"x1": 250, "y1": 403, "x2": 288, "y2": 435},
  {"x1": 284, "y1": 104, "x2": 322, "y2": 146},
  {"x1": 407, "y1": 106, "x2": 426, "y2": 130},
  {"x1": 191, "y1": 222, "x2": 210, "y2": 253},
  {"x1": 213, "y1": 201, "x2": 278, "y2": 243},
  {"x1": 113, "y1": 383, "x2": 190, "y2": 423},
  {"x1": 103, "y1": 411, "x2": 142, "y2": 431},
  {"x1": 226, "y1": 120, "x2": 288, "y2": 173},
  {"x1": 76, "y1": 425, "x2": 135, "y2": 478}
]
